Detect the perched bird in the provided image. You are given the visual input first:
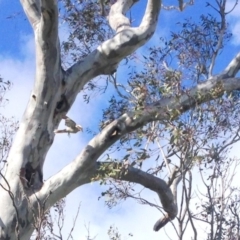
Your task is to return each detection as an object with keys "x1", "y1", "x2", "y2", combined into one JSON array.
[{"x1": 54, "y1": 116, "x2": 83, "y2": 135}]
